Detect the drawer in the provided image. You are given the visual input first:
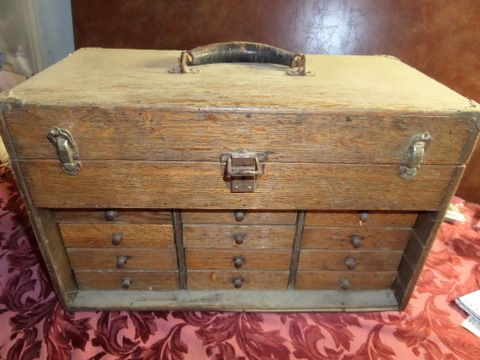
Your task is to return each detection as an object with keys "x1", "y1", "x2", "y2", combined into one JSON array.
[
  {"x1": 183, "y1": 225, "x2": 294, "y2": 249},
  {"x1": 75, "y1": 270, "x2": 179, "y2": 290},
  {"x1": 67, "y1": 248, "x2": 178, "y2": 270},
  {"x1": 55, "y1": 209, "x2": 172, "y2": 224},
  {"x1": 187, "y1": 270, "x2": 289, "y2": 290},
  {"x1": 298, "y1": 250, "x2": 403, "y2": 271},
  {"x1": 185, "y1": 249, "x2": 291, "y2": 270},
  {"x1": 305, "y1": 211, "x2": 418, "y2": 227},
  {"x1": 182, "y1": 210, "x2": 297, "y2": 225},
  {"x1": 60, "y1": 223, "x2": 174, "y2": 248},
  {"x1": 302, "y1": 227, "x2": 411, "y2": 250},
  {"x1": 296, "y1": 271, "x2": 397, "y2": 290}
]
